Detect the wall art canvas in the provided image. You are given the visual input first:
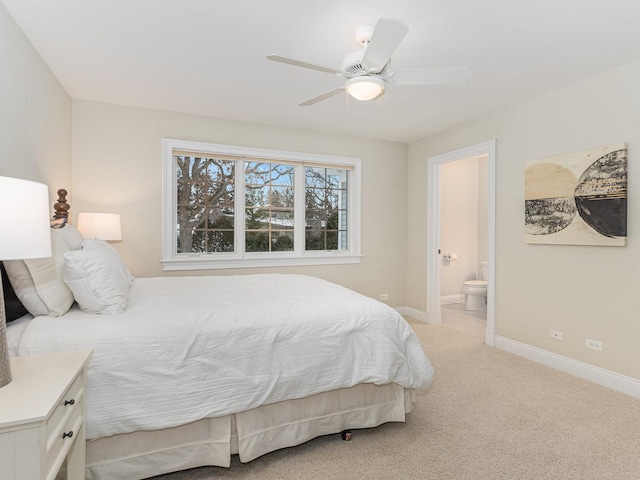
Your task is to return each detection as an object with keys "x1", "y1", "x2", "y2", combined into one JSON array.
[{"x1": 525, "y1": 143, "x2": 627, "y2": 246}]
